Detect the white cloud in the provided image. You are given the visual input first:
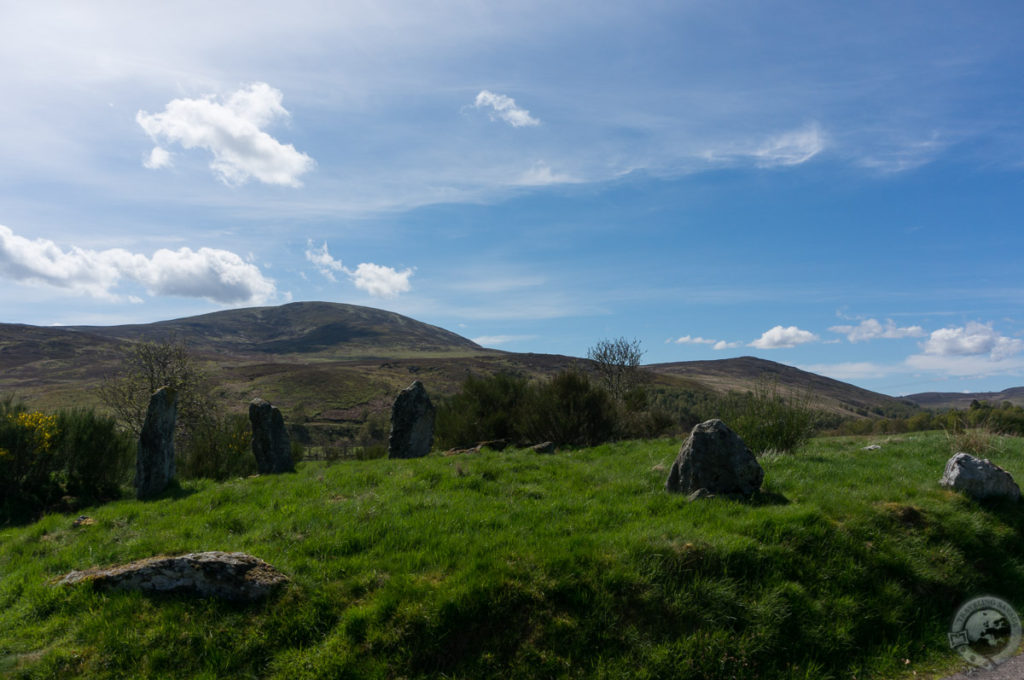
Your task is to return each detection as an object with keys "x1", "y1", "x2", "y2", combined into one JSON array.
[
  {"x1": 905, "y1": 353, "x2": 1024, "y2": 378},
  {"x1": 800, "y1": 361, "x2": 894, "y2": 380},
  {"x1": 349, "y1": 262, "x2": 413, "y2": 298},
  {"x1": 143, "y1": 146, "x2": 172, "y2": 169},
  {"x1": 752, "y1": 124, "x2": 825, "y2": 167},
  {"x1": 829, "y1": 318, "x2": 926, "y2": 343},
  {"x1": 749, "y1": 325, "x2": 819, "y2": 349},
  {"x1": 474, "y1": 90, "x2": 540, "y2": 127},
  {"x1": 516, "y1": 161, "x2": 576, "y2": 186},
  {"x1": 305, "y1": 240, "x2": 344, "y2": 282},
  {"x1": 704, "y1": 124, "x2": 825, "y2": 168},
  {"x1": 672, "y1": 335, "x2": 717, "y2": 345},
  {"x1": 921, "y1": 321, "x2": 1024, "y2": 360},
  {"x1": 0, "y1": 224, "x2": 275, "y2": 304},
  {"x1": 136, "y1": 82, "x2": 315, "y2": 187},
  {"x1": 669, "y1": 334, "x2": 741, "y2": 350},
  {"x1": 471, "y1": 334, "x2": 538, "y2": 346},
  {"x1": 305, "y1": 240, "x2": 413, "y2": 298}
]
